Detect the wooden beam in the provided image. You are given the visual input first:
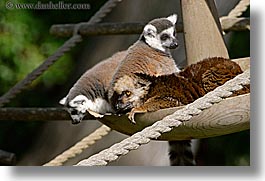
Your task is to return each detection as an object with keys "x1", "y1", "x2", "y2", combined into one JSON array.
[
  {"x1": 0, "y1": 107, "x2": 94, "y2": 121},
  {"x1": 50, "y1": 22, "x2": 147, "y2": 37},
  {"x1": 180, "y1": 0, "x2": 229, "y2": 65},
  {"x1": 205, "y1": 0, "x2": 223, "y2": 33},
  {"x1": 49, "y1": 18, "x2": 249, "y2": 38}
]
